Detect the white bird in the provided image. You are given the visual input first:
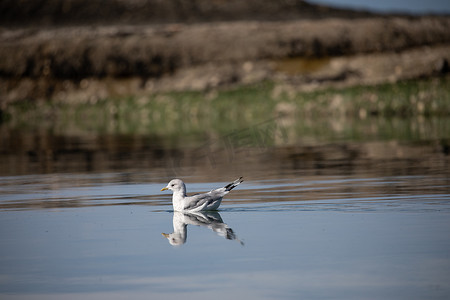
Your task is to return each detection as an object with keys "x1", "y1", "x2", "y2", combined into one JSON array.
[{"x1": 161, "y1": 177, "x2": 243, "y2": 211}]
